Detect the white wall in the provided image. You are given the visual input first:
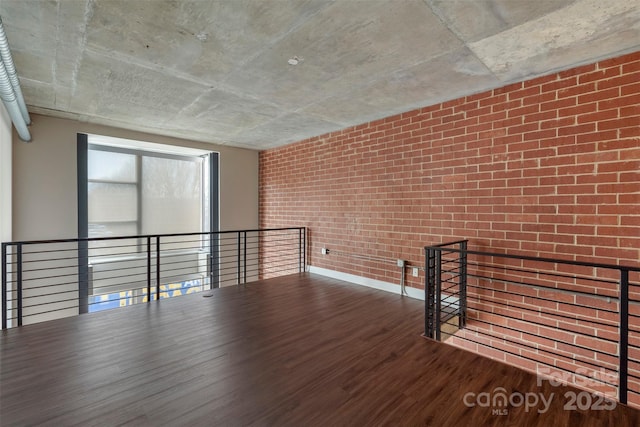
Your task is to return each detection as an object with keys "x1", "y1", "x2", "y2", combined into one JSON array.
[
  {"x1": 12, "y1": 114, "x2": 259, "y2": 241},
  {"x1": 0, "y1": 103, "x2": 11, "y2": 243}
]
